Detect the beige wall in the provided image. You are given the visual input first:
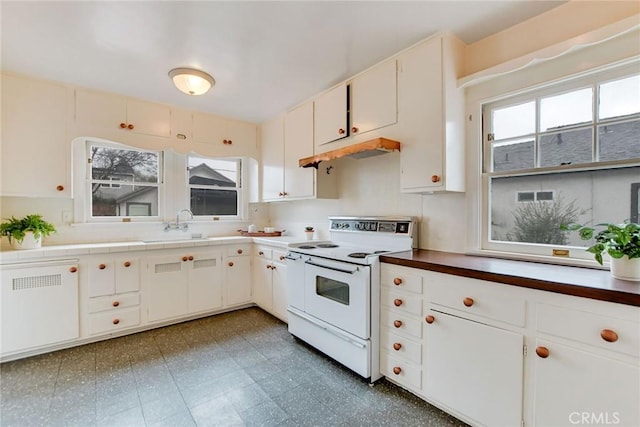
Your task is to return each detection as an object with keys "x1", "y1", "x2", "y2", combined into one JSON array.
[{"x1": 464, "y1": 0, "x2": 640, "y2": 76}]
